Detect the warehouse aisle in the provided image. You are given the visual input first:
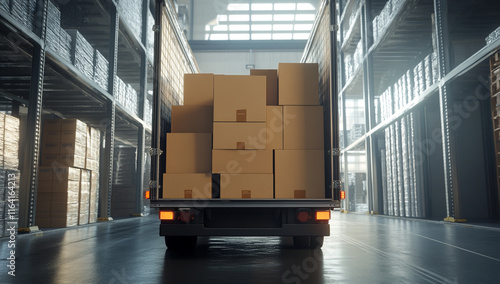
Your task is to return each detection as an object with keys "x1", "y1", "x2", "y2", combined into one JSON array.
[{"x1": 1, "y1": 211, "x2": 499, "y2": 283}]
